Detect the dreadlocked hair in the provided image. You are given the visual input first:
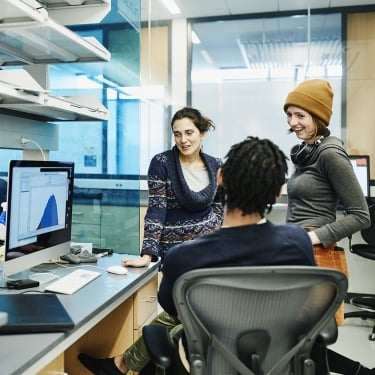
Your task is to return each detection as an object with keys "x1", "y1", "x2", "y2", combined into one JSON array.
[{"x1": 221, "y1": 136, "x2": 288, "y2": 216}]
